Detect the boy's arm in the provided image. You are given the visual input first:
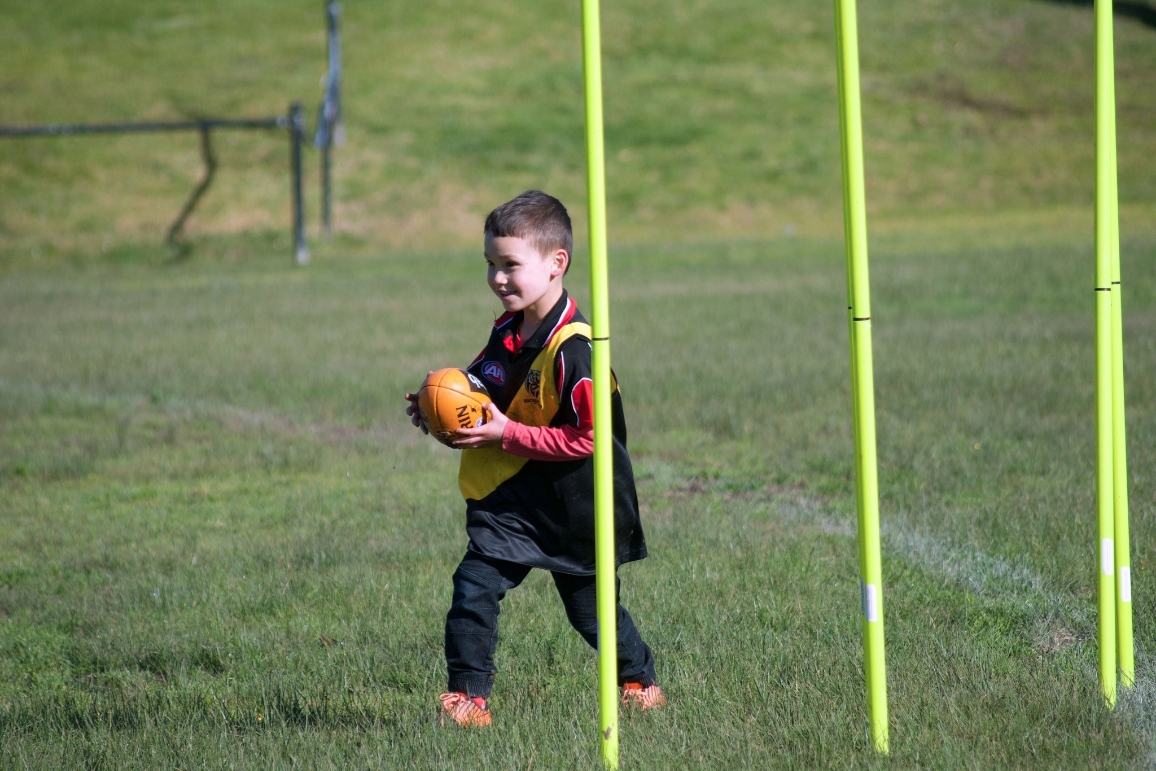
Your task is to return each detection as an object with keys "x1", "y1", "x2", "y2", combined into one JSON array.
[
  {"x1": 454, "y1": 402, "x2": 593, "y2": 457},
  {"x1": 502, "y1": 421, "x2": 592, "y2": 459}
]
